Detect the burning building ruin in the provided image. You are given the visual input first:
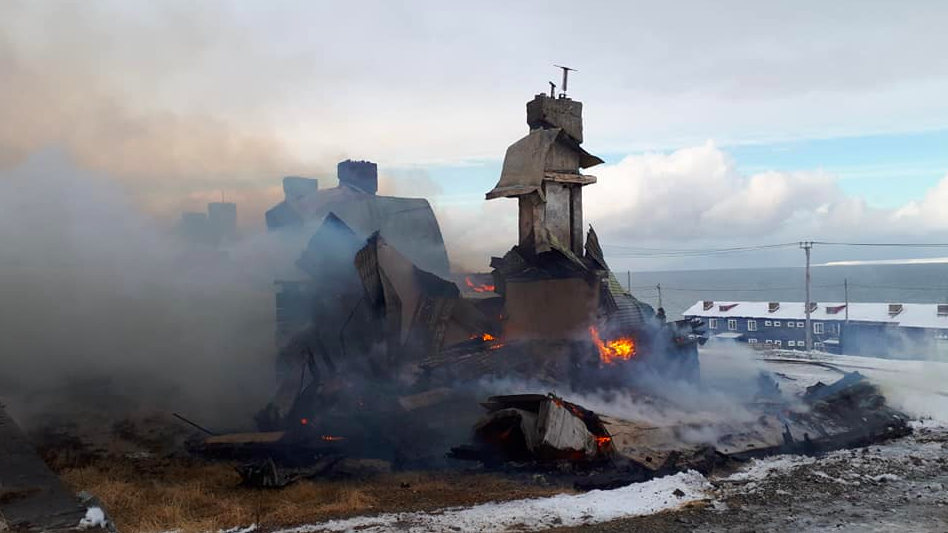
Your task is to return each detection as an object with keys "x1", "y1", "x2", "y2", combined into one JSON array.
[
  {"x1": 253, "y1": 91, "x2": 705, "y2": 436},
  {"x1": 188, "y1": 83, "x2": 910, "y2": 489},
  {"x1": 481, "y1": 90, "x2": 702, "y2": 379}
]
